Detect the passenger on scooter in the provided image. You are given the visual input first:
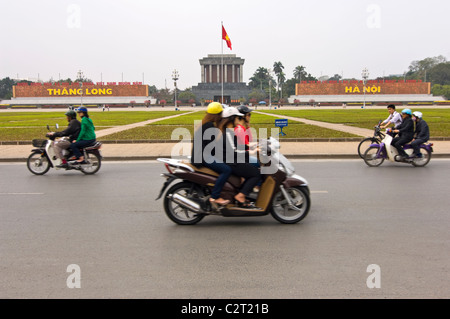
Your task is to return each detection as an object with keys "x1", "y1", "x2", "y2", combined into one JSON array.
[
  {"x1": 219, "y1": 107, "x2": 262, "y2": 208},
  {"x1": 69, "y1": 107, "x2": 96, "y2": 164},
  {"x1": 191, "y1": 102, "x2": 232, "y2": 206},
  {"x1": 390, "y1": 109, "x2": 415, "y2": 160},
  {"x1": 236, "y1": 105, "x2": 259, "y2": 168},
  {"x1": 47, "y1": 110, "x2": 81, "y2": 167},
  {"x1": 411, "y1": 111, "x2": 430, "y2": 158},
  {"x1": 380, "y1": 104, "x2": 402, "y2": 132}
]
